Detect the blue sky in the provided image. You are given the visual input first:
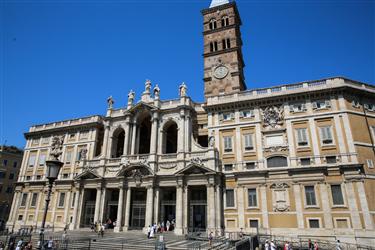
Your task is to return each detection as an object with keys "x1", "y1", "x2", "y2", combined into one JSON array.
[{"x1": 1, "y1": 0, "x2": 374, "y2": 148}]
